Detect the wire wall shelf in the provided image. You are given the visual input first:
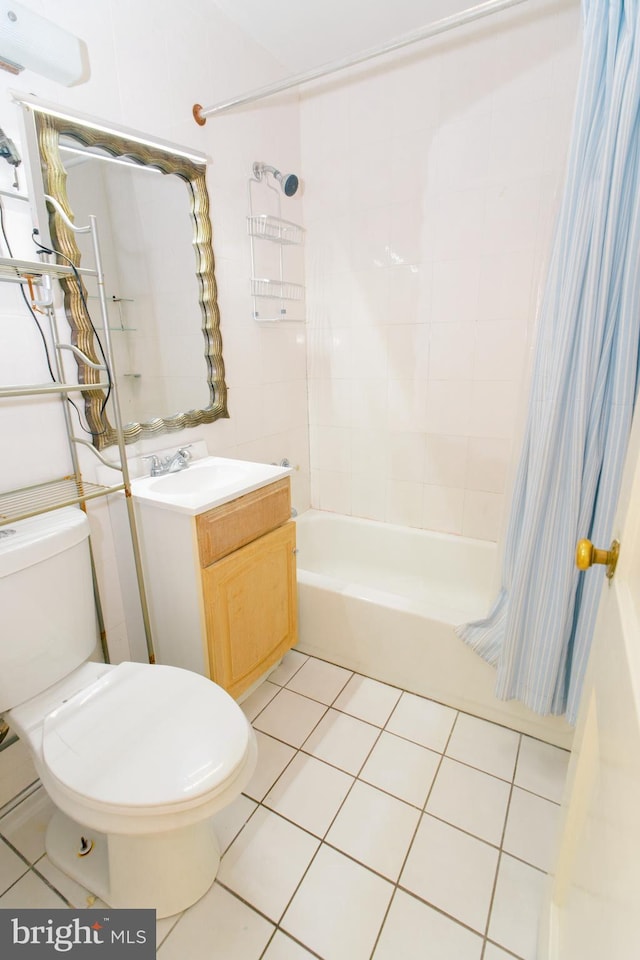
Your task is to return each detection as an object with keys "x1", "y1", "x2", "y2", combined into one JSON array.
[
  {"x1": 250, "y1": 278, "x2": 305, "y2": 301},
  {"x1": 0, "y1": 255, "x2": 94, "y2": 280},
  {"x1": 247, "y1": 214, "x2": 304, "y2": 245},
  {"x1": 0, "y1": 476, "x2": 125, "y2": 525},
  {"x1": 248, "y1": 172, "x2": 306, "y2": 323}
]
